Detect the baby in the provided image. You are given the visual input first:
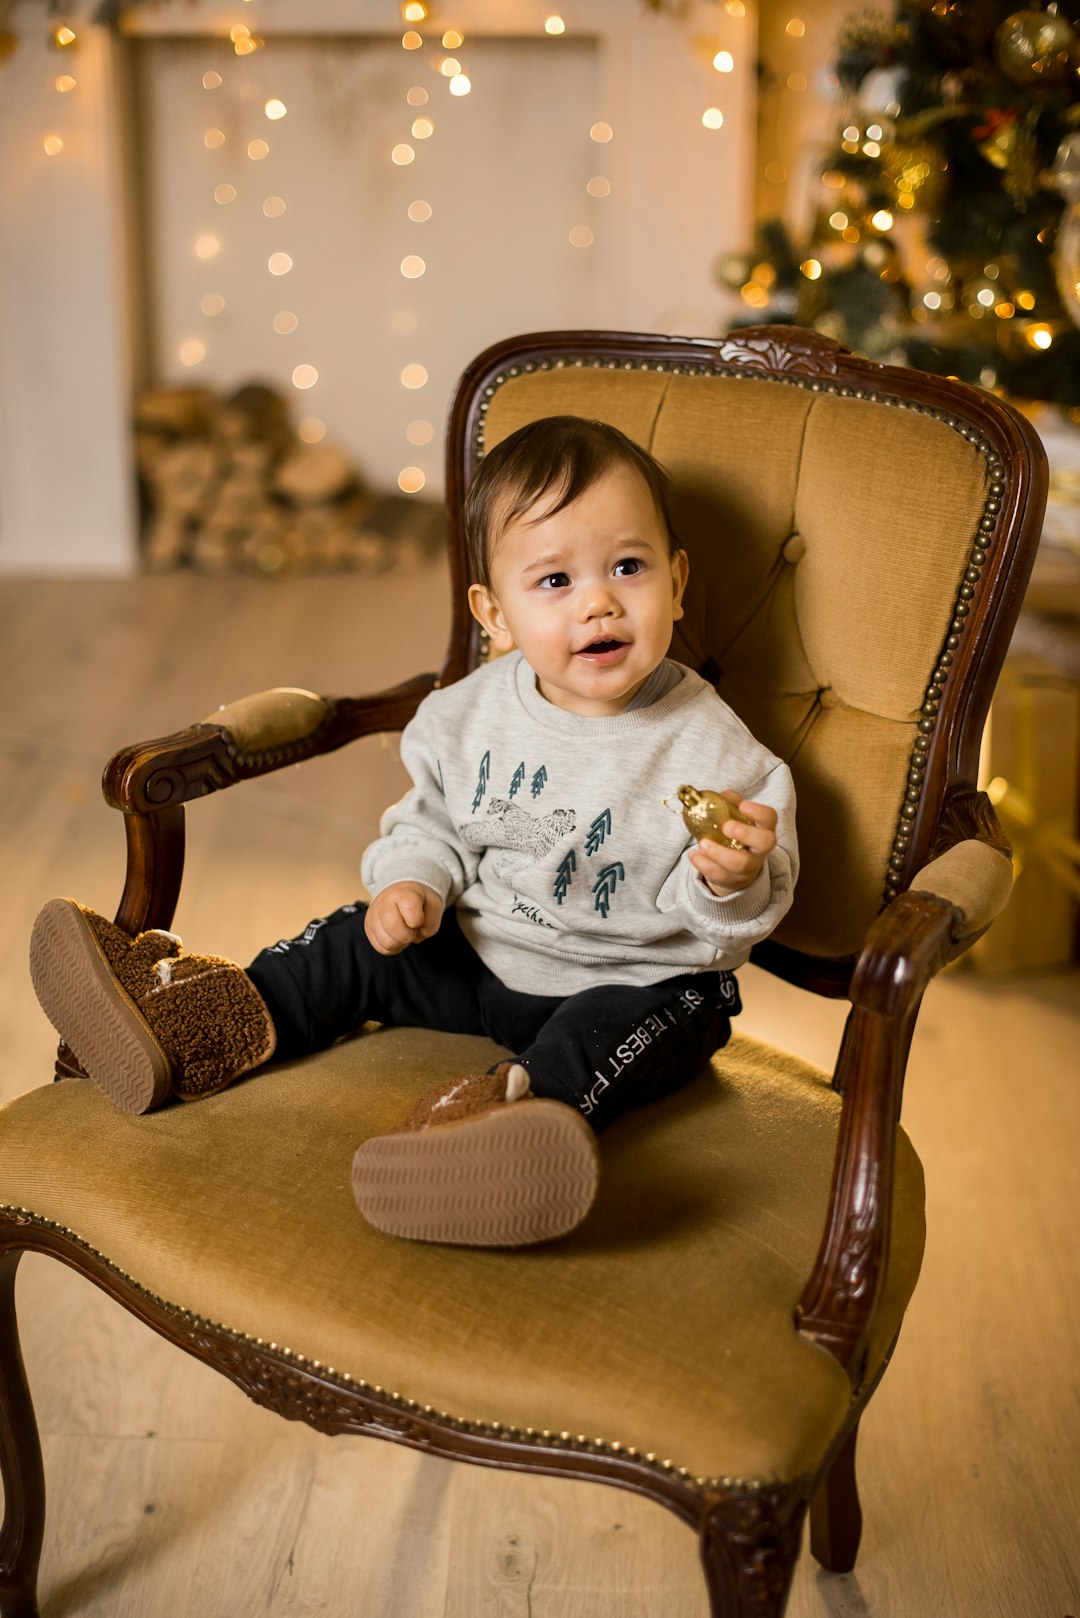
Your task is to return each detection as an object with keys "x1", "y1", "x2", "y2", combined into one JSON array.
[{"x1": 30, "y1": 416, "x2": 797, "y2": 1248}]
